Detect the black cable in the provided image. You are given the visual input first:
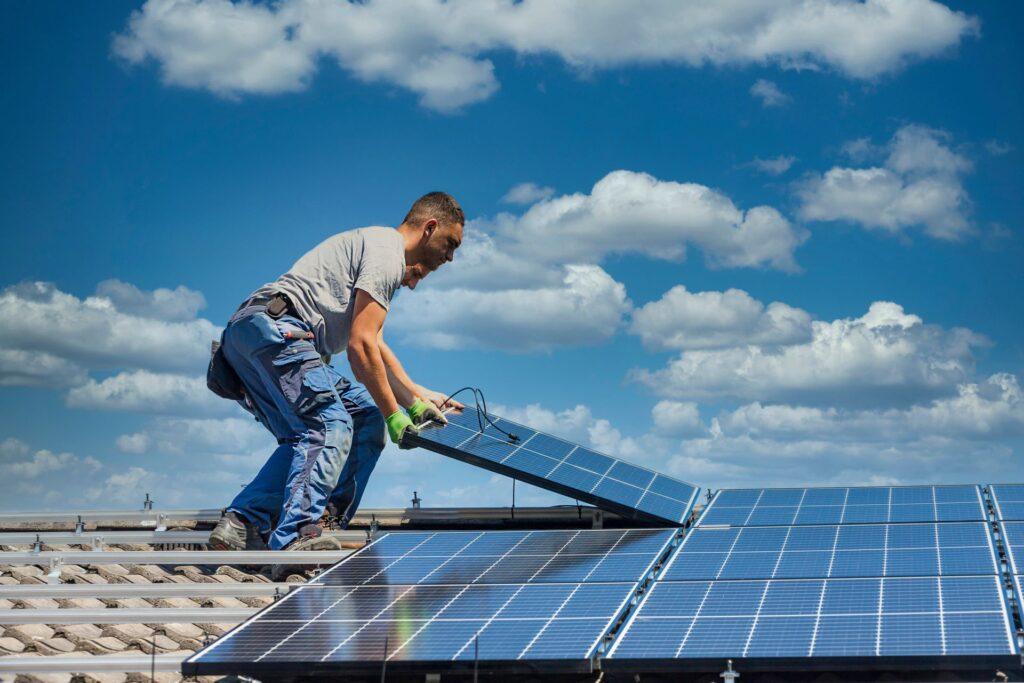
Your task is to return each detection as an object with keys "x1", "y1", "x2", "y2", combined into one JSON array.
[{"x1": 439, "y1": 386, "x2": 520, "y2": 443}]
